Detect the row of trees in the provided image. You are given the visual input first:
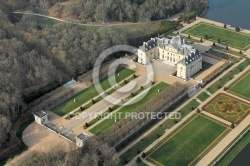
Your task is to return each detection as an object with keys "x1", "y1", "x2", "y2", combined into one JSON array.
[{"x1": 98, "y1": 82, "x2": 188, "y2": 148}]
